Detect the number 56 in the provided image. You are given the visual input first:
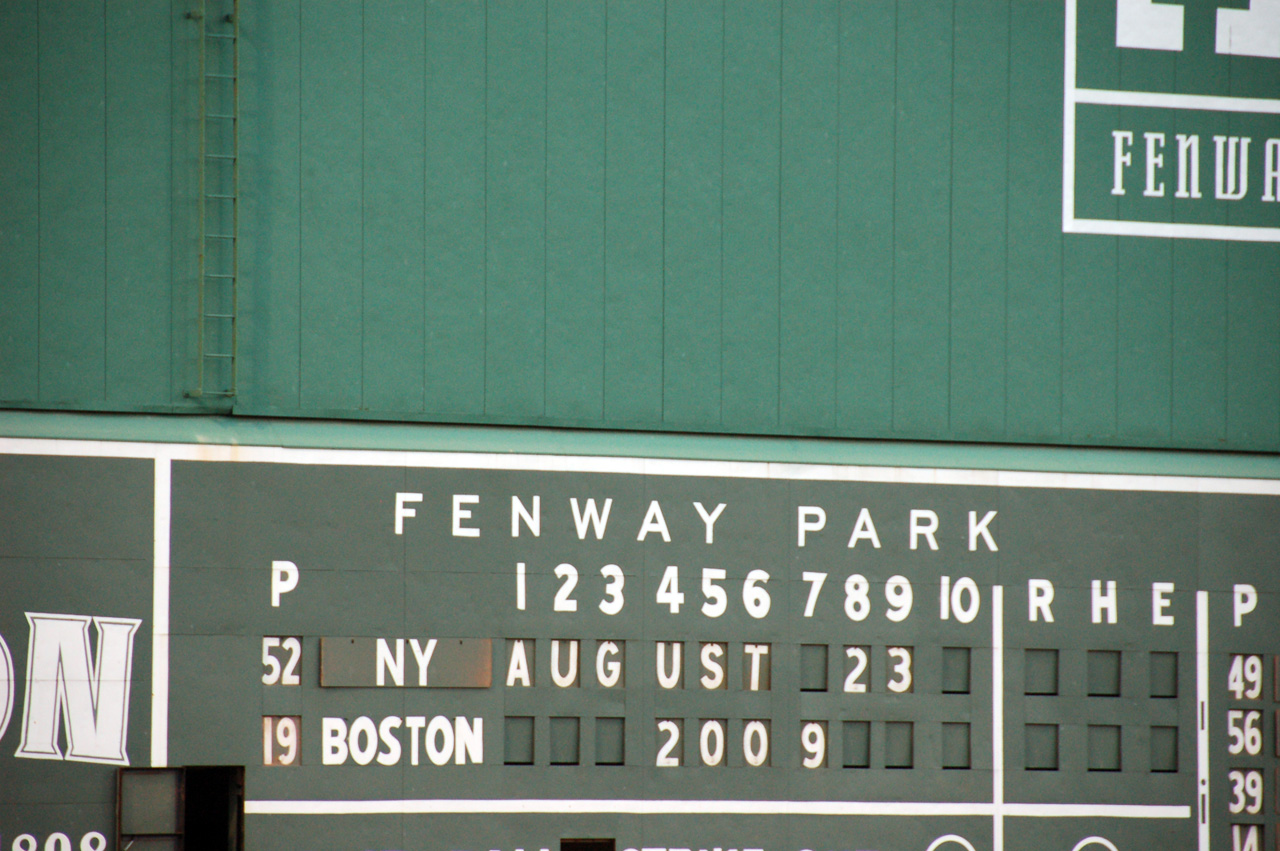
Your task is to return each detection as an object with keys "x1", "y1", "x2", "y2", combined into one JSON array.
[{"x1": 1227, "y1": 709, "x2": 1262, "y2": 756}]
